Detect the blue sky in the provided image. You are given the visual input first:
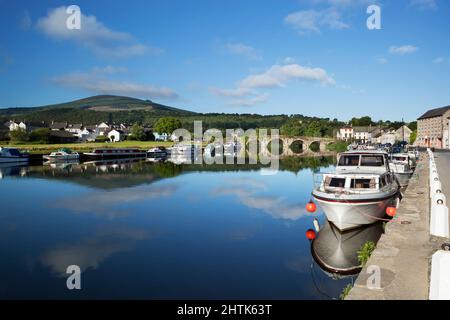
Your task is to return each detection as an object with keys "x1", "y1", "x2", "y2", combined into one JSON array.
[{"x1": 0, "y1": 0, "x2": 449, "y2": 121}]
